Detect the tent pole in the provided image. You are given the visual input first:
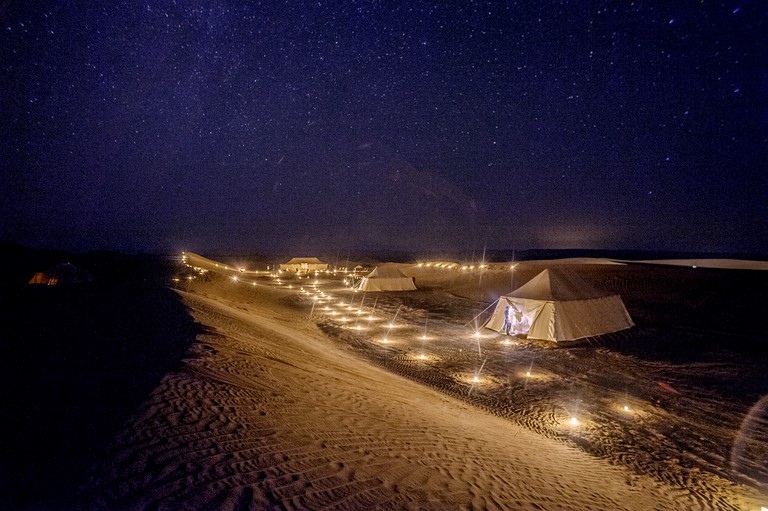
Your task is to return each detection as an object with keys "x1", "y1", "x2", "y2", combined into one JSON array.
[{"x1": 463, "y1": 297, "x2": 500, "y2": 327}]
